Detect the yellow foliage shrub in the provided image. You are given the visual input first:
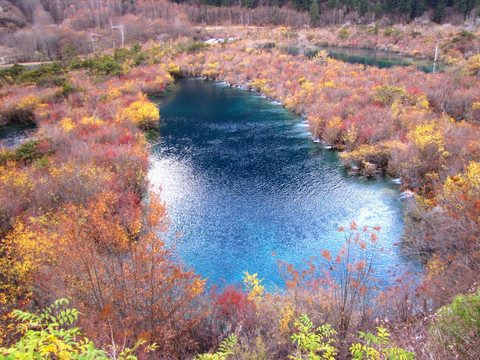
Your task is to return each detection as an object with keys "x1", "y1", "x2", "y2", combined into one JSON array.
[
  {"x1": 121, "y1": 96, "x2": 160, "y2": 130},
  {"x1": 243, "y1": 271, "x2": 265, "y2": 304},
  {"x1": 324, "y1": 117, "x2": 343, "y2": 144},
  {"x1": 16, "y1": 95, "x2": 41, "y2": 112},
  {"x1": 442, "y1": 161, "x2": 480, "y2": 205},
  {"x1": 60, "y1": 117, "x2": 76, "y2": 132}
]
